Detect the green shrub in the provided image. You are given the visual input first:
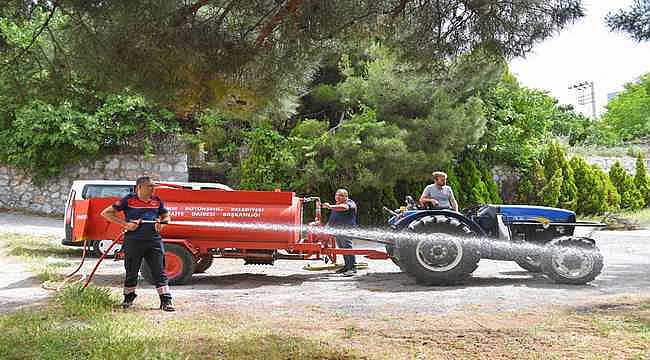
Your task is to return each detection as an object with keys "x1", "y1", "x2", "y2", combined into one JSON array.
[
  {"x1": 456, "y1": 157, "x2": 490, "y2": 207},
  {"x1": 0, "y1": 101, "x2": 103, "y2": 180},
  {"x1": 593, "y1": 165, "x2": 621, "y2": 211},
  {"x1": 0, "y1": 92, "x2": 180, "y2": 182},
  {"x1": 240, "y1": 123, "x2": 296, "y2": 191},
  {"x1": 540, "y1": 169, "x2": 563, "y2": 207},
  {"x1": 542, "y1": 141, "x2": 577, "y2": 210},
  {"x1": 570, "y1": 156, "x2": 609, "y2": 214},
  {"x1": 609, "y1": 161, "x2": 644, "y2": 210},
  {"x1": 634, "y1": 153, "x2": 650, "y2": 207},
  {"x1": 516, "y1": 159, "x2": 546, "y2": 204},
  {"x1": 516, "y1": 178, "x2": 534, "y2": 204},
  {"x1": 481, "y1": 164, "x2": 502, "y2": 204}
]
